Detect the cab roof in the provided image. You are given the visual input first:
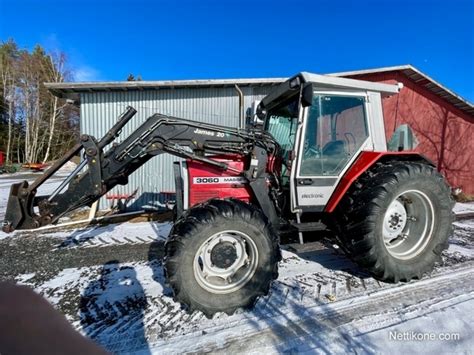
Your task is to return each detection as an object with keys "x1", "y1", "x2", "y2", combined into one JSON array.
[{"x1": 261, "y1": 71, "x2": 401, "y2": 110}]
